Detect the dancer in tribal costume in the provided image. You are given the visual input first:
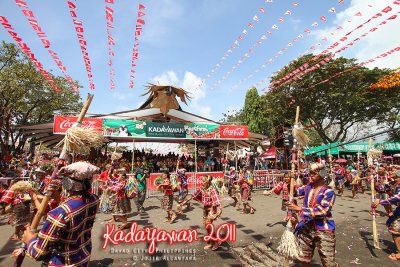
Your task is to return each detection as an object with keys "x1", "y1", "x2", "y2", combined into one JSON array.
[
  {"x1": 288, "y1": 163, "x2": 339, "y2": 267},
  {"x1": 226, "y1": 167, "x2": 239, "y2": 208},
  {"x1": 21, "y1": 162, "x2": 100, "y2": 267},
  {"x1": 373, "y1": 167, "x2": 393, "y2": 216},
  {"x1": 157, "y1": 171, "x2": 177, "y2": 223},
  {"x1": 179, "y1": 175, "x2": 223, "y2": 251},
  {"x1": 238, "y1": 168, "x2": 255, "y2": 214},
  {"x1": 0, "y1": 188, "x2": 31, "y2": 240},
  {"x1": 109, "y1": 171, "x2": 131, "y2": 230},
  {"x1": 372, "y1": 170, "x2": 400, "y2": 261},
  {"x1": 333, "y1": 164, "x2": 345, "y2": 196},
  {"x1": 135, "y1": 166, "x2": 147, "y2": 213},
  {"x1": 176, "y1": 168, "x2": 190, "y2": 214}
]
